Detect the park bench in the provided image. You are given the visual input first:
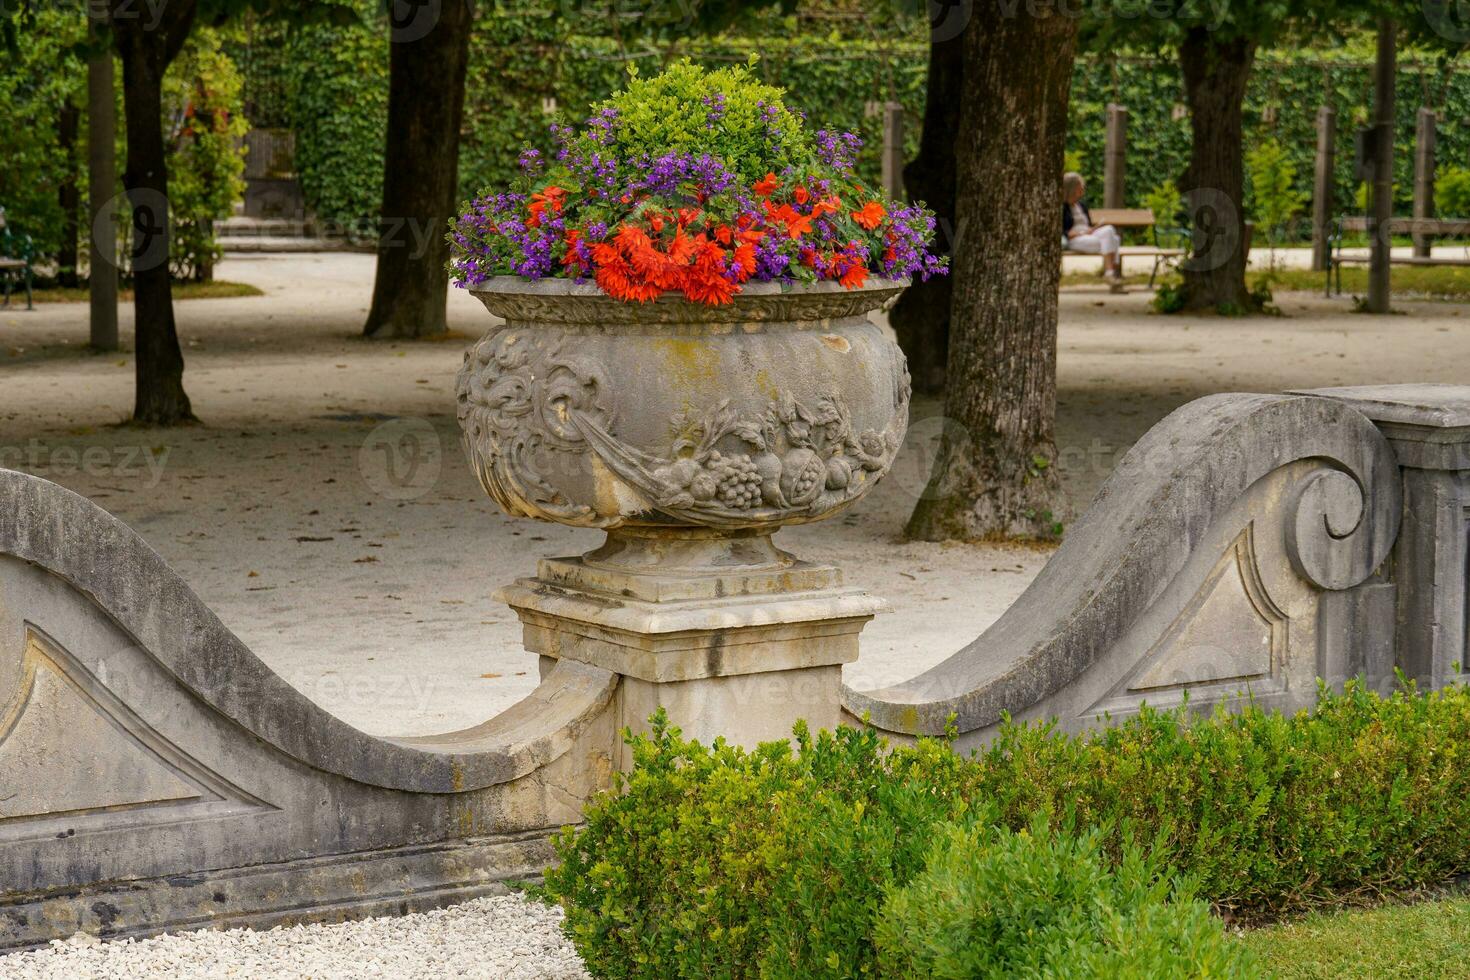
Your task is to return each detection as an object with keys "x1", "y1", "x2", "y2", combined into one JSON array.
[
  {"x1": 0, "y1": 207, "x2": 35, "y2": 311},
  {"x1": 1326, "y1": 216, "x2": 1470, "y2": 296},
  {"x1": 1068, "y1": 207, "x2": 1187, "y2": 288}
]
